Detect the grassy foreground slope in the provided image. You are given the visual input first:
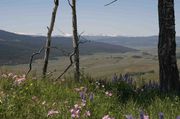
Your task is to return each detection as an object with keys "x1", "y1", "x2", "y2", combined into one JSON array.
[{"x1": 0, "y1": 74, "x2": 180, "y2": 119}]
